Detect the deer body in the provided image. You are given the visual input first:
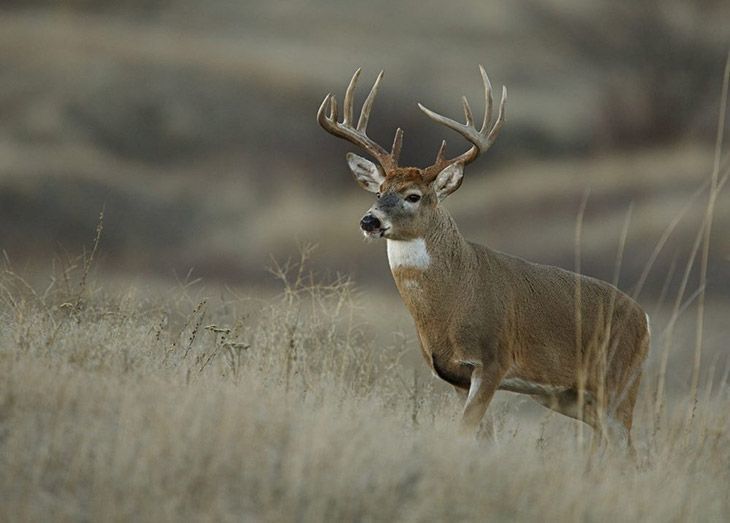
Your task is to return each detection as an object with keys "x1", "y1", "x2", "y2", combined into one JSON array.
[
  {"x1": 318, "y1": 67, "x2": 650, "y2": 446},
  {"x1": 388, "y1": 212, "x2": 649, "y2": 438}
]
